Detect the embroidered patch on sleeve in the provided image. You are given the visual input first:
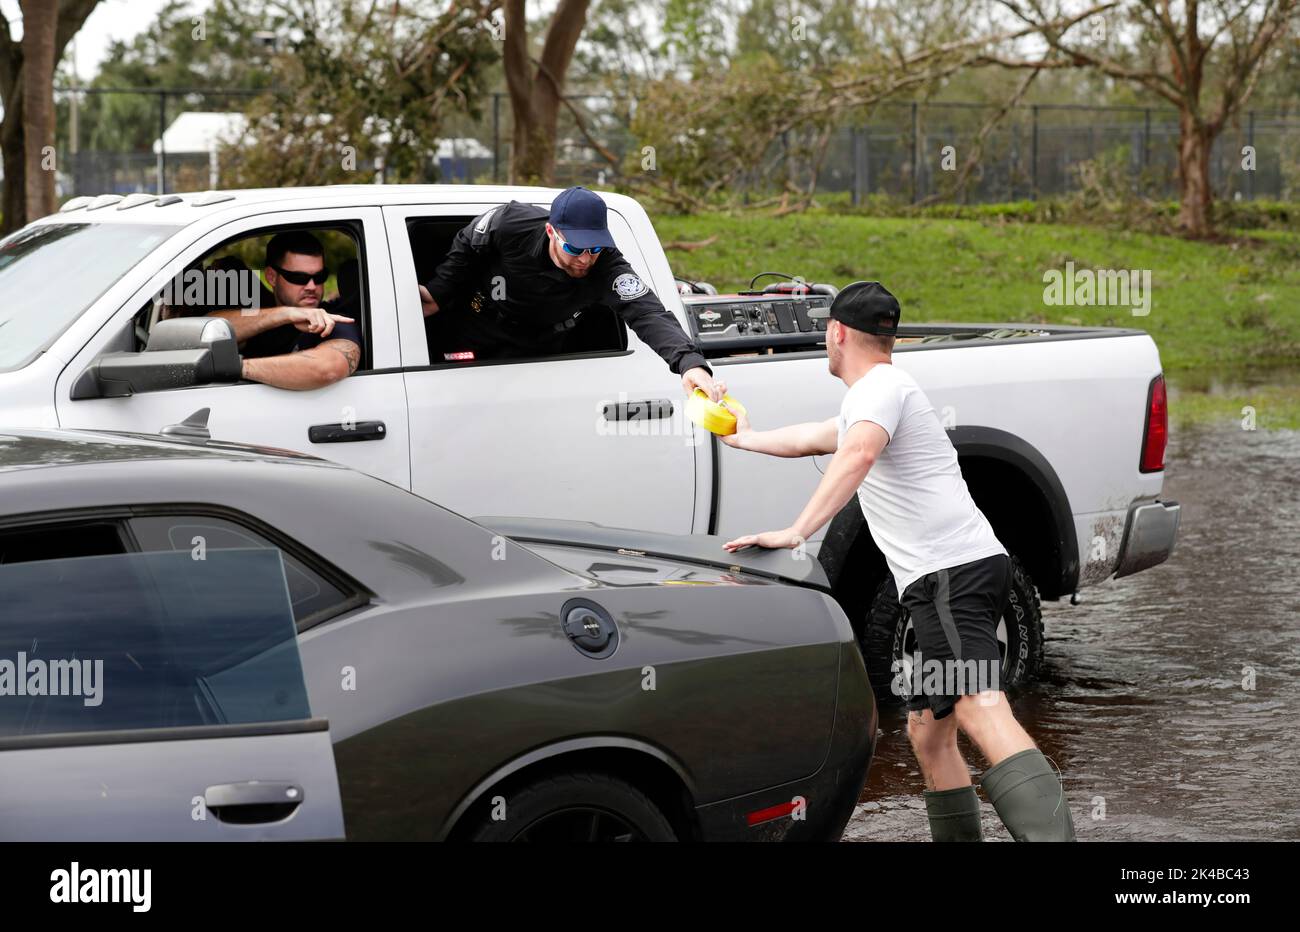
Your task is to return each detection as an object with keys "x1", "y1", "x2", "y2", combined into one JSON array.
[{"x1": 613, "y1": 272, "x2": 649, "y2": 300}]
